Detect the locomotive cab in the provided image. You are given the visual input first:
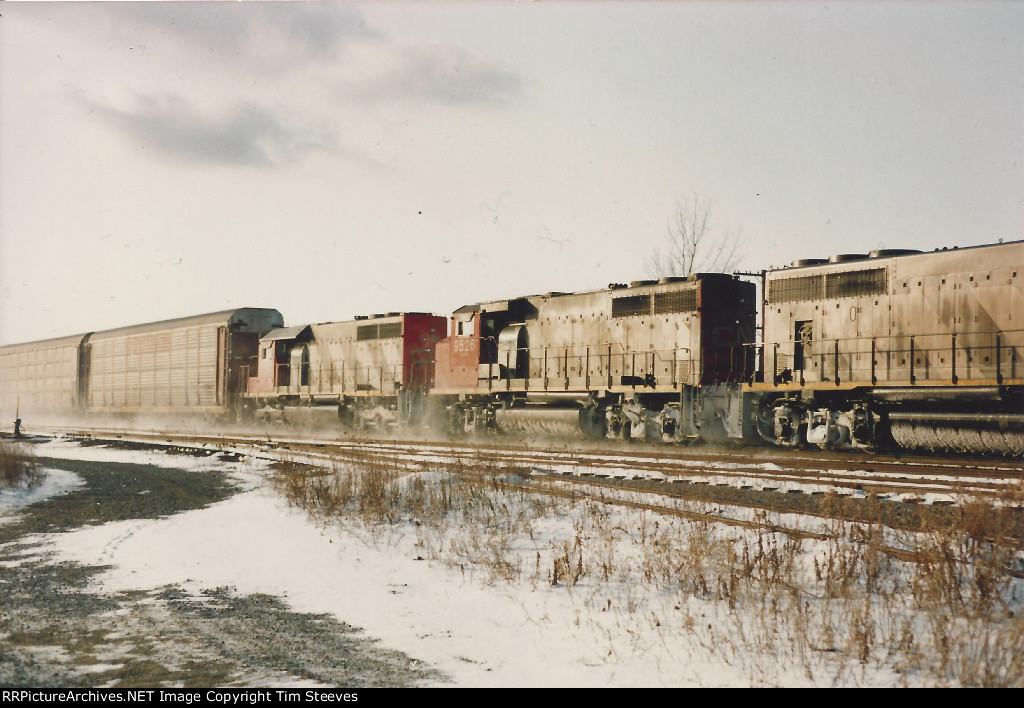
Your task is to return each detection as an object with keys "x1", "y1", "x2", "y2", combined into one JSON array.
[
  {"x1": 246, "y1": 326, "x2": 312, "y2": 395},
  {"x1": 435, "y1": 298, "x2": 538, "y2": 389}
]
